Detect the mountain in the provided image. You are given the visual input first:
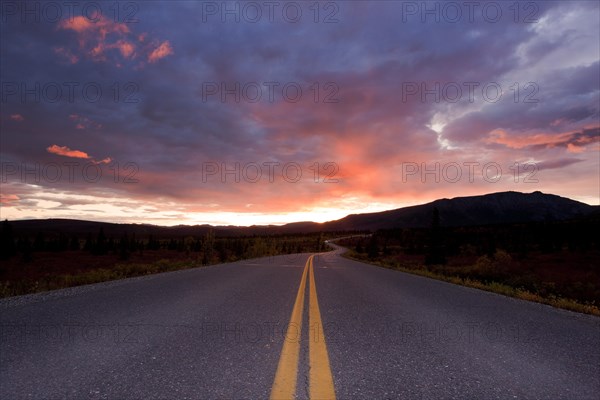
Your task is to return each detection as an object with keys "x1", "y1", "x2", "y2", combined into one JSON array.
[
  {"x1": 321, "y1": 191, "x2": 597, "y2": 230},
  {"x1": 6, "y1": 191, "x2": 597, "y2": 236},
  {"x1": 5, "y1": 219, "x2": 260, "y2": 238}
]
